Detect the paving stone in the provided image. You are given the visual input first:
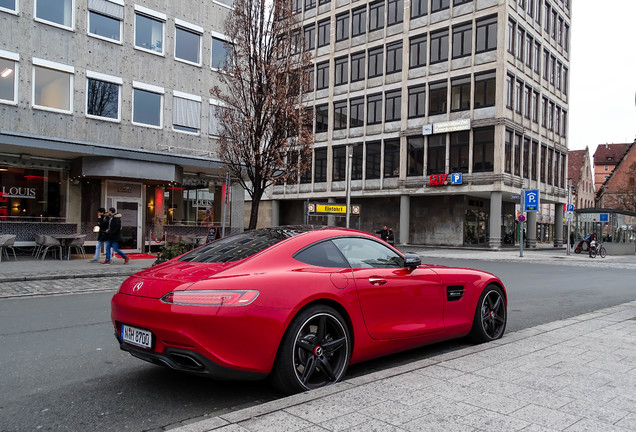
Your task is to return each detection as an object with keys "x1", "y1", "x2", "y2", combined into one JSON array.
[{"x1": 510, "y1": 404, "x2": 582, "y2": 430}]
